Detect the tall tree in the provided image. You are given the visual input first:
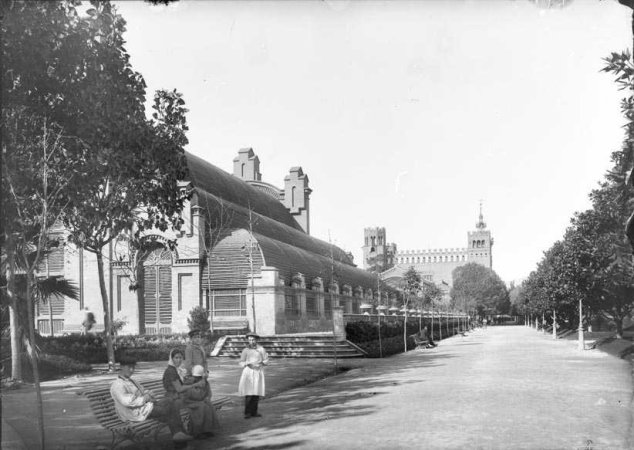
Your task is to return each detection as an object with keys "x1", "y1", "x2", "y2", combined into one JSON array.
[
  {"x1": 4, "y1": 1, "x2": 191, "y2": 372},
  {"x1": 2, "y1": 111, "x2": 76, "y2": 449},
  {"x1": 401, "y1": 266, "x2": 421, "y2": 351},
  {"x1": 602, "y1": 49, "x2": 634, "y2": 253},
  {"x1": 450, "y1": 263, "x2": 509, "y2": 317}
]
